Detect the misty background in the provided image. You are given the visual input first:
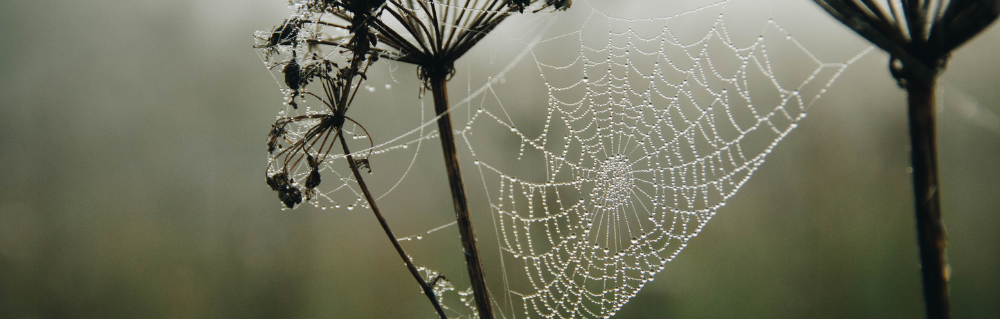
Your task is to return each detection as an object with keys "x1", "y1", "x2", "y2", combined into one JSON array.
[{"x1": 1, "y1": 0, "x2": 998, "y2": 318}]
